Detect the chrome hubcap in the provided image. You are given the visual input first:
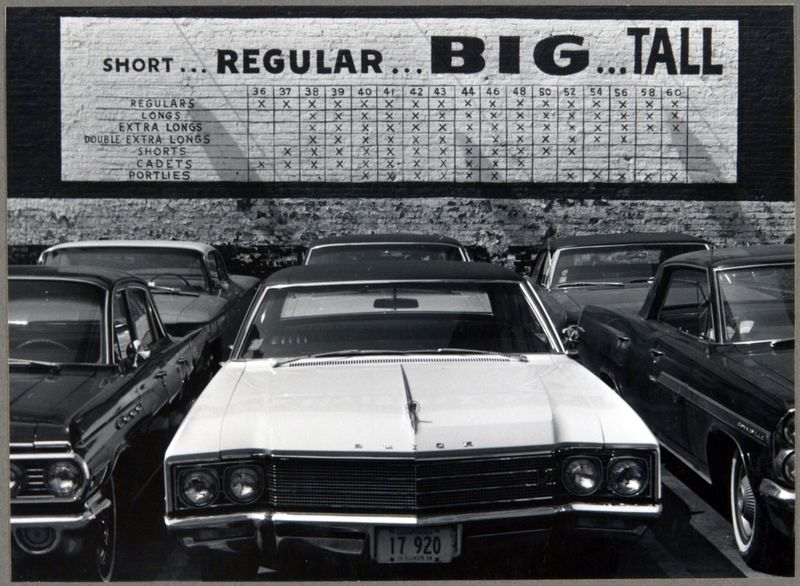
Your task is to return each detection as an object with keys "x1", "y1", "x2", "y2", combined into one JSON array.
[{"x1": 735, "y1": 462, "x2": 756, "y2": 545}]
